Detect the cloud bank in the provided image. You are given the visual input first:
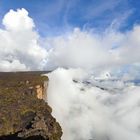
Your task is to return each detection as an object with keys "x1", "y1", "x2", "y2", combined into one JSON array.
[
  {"x1": 46, "y1": 68, "x2": 140, "y2": 140},
  {"x1": 45, "y1": 27, "x2": 140, "y2": 79},
  {"x1": 0, "y1": 8, "x2": 140, "y2": 79},
  {"x1": 0, "y1": 8, "x2": 47, "y2": 71}
]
